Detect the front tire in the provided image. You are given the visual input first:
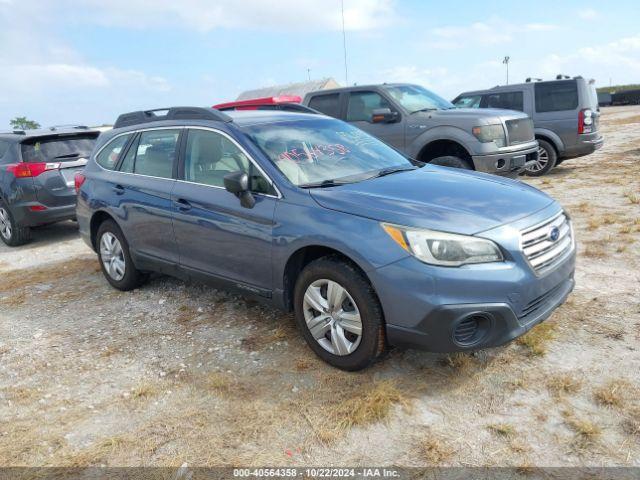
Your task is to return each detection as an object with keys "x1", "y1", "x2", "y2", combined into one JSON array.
[
  {"x1": 0, "y1": 201, "x2": 31, "y2": 247},
  {"x1": 96, "y1": 220, "x2": 146, "y2": 291},
  {"x1": 294, "y1": 256, "x2": 385, "y2": 371},
  {"x1": 430, "y1": 155, "x2": 472, "y2": 170},
  {"x1": 526, "y1": 139, "x2": 557, "y2": 176}
]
